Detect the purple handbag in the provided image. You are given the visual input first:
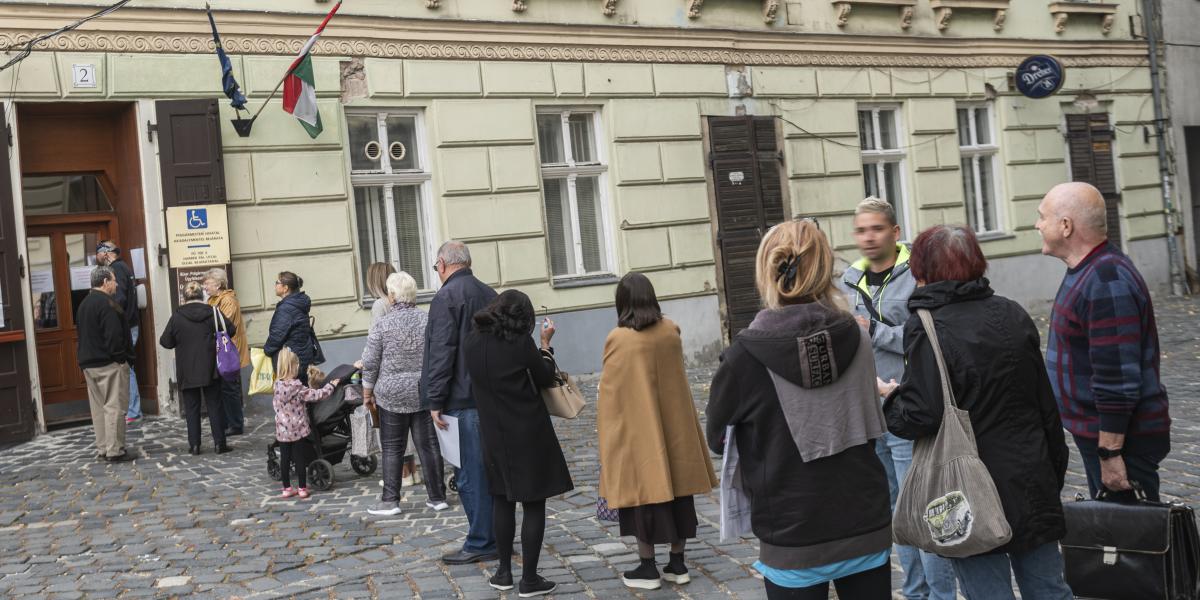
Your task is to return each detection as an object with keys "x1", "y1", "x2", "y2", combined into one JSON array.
[{"x1": 213, "y1": 306, "x2": 240, "y2": 381}]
